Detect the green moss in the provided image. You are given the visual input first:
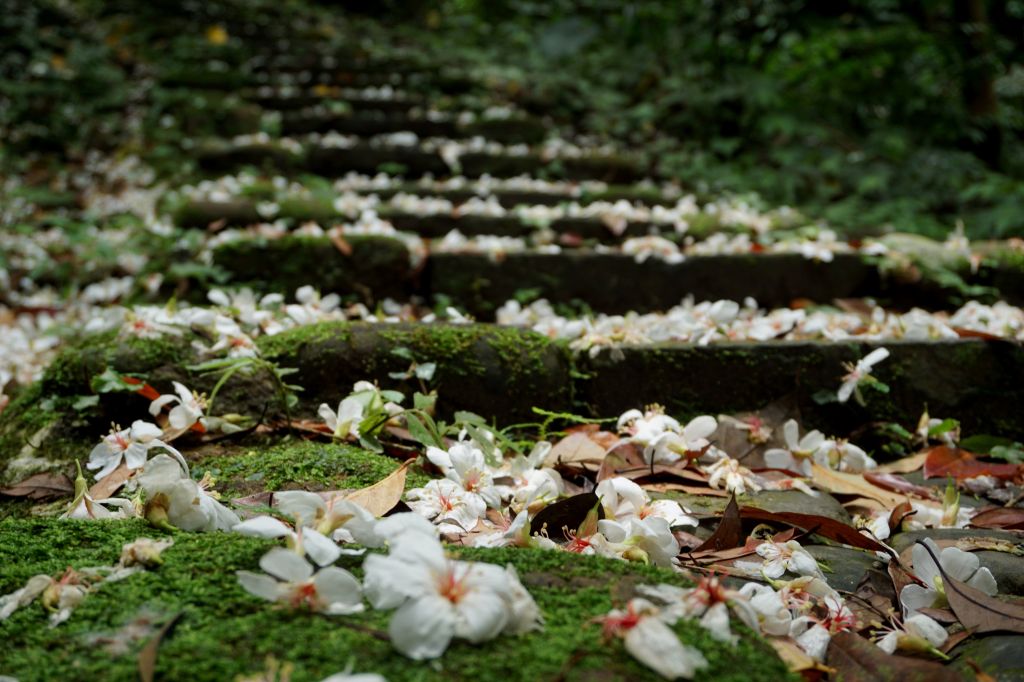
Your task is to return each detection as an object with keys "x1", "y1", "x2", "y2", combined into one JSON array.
[
  {"x1": 192, "y1": 440, "x2": 429, "y2": 498},
  {"x1": 0, "y1": 518, "x2": 793, "y2": 682},
  {"x1": 256, "y1": 321, "x2": 351, "y2": 358}
]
